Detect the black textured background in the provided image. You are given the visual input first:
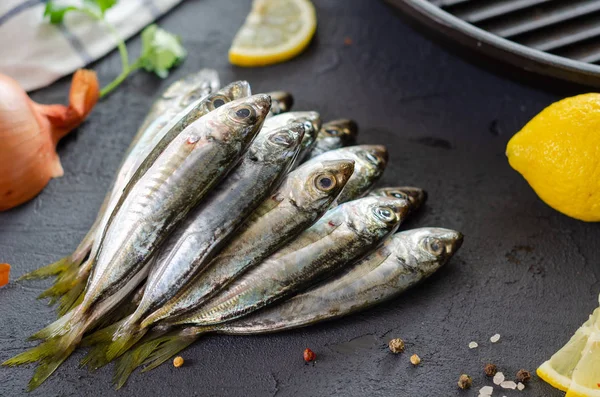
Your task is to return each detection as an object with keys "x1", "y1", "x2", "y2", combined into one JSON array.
[{"x1": 1, "y1": 1, "x2": 597, "y2": 396}]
